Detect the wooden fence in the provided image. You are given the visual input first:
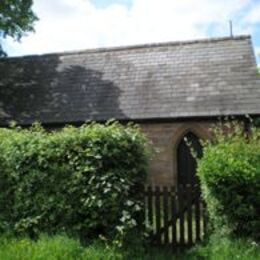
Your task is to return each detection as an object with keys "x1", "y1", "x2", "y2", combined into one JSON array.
[{"x1": 143, "y1": 185, "x2": 208, "y2": 248}]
